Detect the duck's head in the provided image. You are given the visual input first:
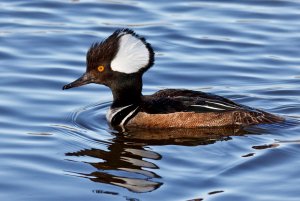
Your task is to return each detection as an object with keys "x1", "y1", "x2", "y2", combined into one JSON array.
[{"x1": 63, "y1": 28, "x2": 154, "y2": 90}]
